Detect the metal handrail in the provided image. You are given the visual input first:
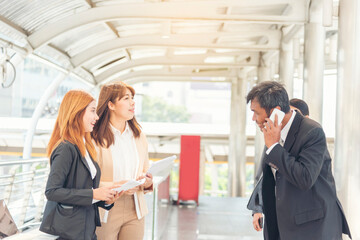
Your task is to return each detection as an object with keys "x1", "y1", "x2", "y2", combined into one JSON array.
[
  {"x1": 0, "y1": 158, "x2": 48, "y2": 167},
  {"x1": 0, "y1": 157, "x2": 50, "y2": 230}
]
